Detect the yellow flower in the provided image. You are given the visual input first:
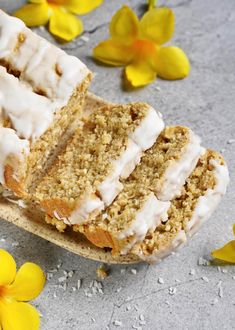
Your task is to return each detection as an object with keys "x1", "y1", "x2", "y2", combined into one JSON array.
[
  {"x1": 93, "y1": 5, "x2": 190, "y2": 87},
  {"x1": 0, "y1": 249, "x2": 46, "y2": 330},
  {"x1": 211, "y1": 224, "x2": 235, "y2": 263},
  {"x1": 14, "y1": 0, "x2": 104, "y2": 42}
]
